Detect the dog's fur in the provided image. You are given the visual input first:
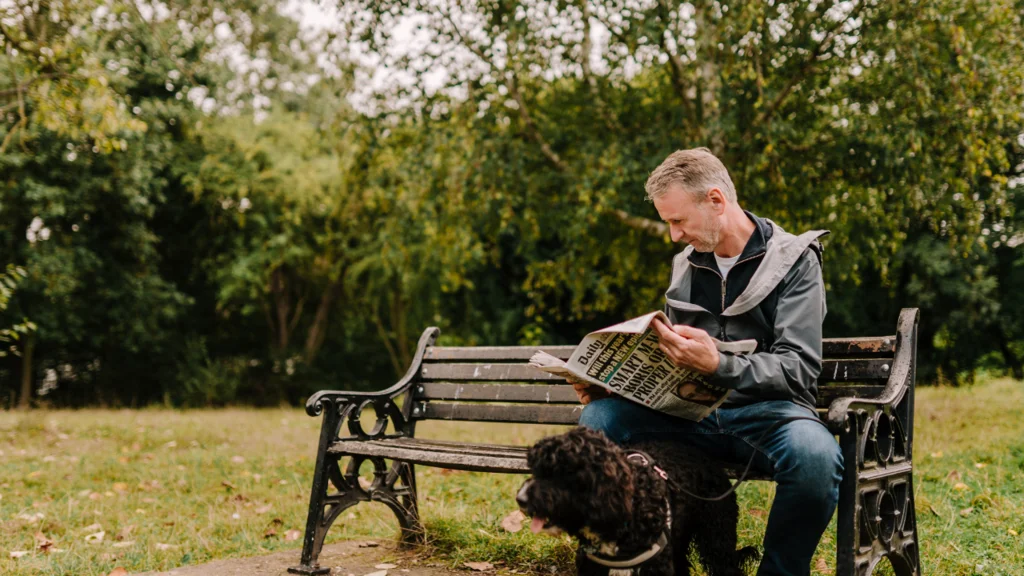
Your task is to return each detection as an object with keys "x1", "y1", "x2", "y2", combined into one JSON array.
[{"x1": 517, "y1": 427, "x2": 758, "y2": 576}]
